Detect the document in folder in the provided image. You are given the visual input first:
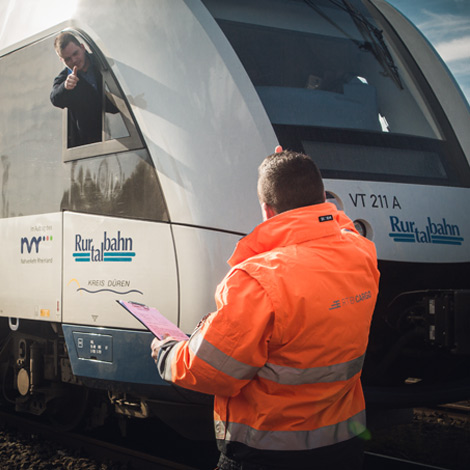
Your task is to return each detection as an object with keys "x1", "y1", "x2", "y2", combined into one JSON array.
[{"x1": 117, "y1": 300, "x2": 188, "y2": 341}]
